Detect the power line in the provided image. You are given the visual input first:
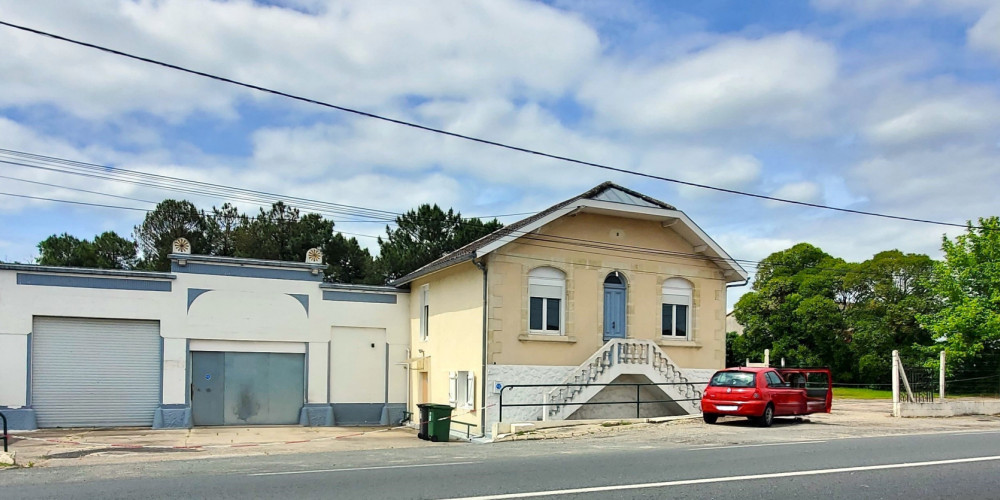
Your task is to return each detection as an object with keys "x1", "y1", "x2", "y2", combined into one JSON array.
[
  {"x1": 0, "y1": 191, "x2": 383, "y2": 240},
  {"x1": 0, "y1": 173, "x2": 159, "y2": 205},
  {"x1": 0, "y1": 191, "x2": 150, "y2": 211},
  {"x1": 0, "y1": 19, "x2": 975, "y2": 229},
  {"x1": 0, "y1": 149, "x2": 529, "y2": 224}
]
